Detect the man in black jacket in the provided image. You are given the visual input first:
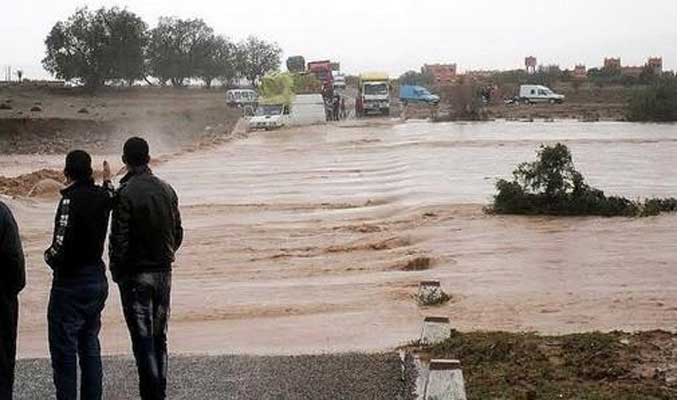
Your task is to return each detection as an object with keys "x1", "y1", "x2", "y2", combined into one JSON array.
[
  {"x1": 110, "y1": 137, "x2": 183, "y2": 400},
  {"x1": 44, "y1": 150, "x2": 113, "y2": 400},
  {"x1": 0, "y1": 200, "x2": 25, "y2": 400}
]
